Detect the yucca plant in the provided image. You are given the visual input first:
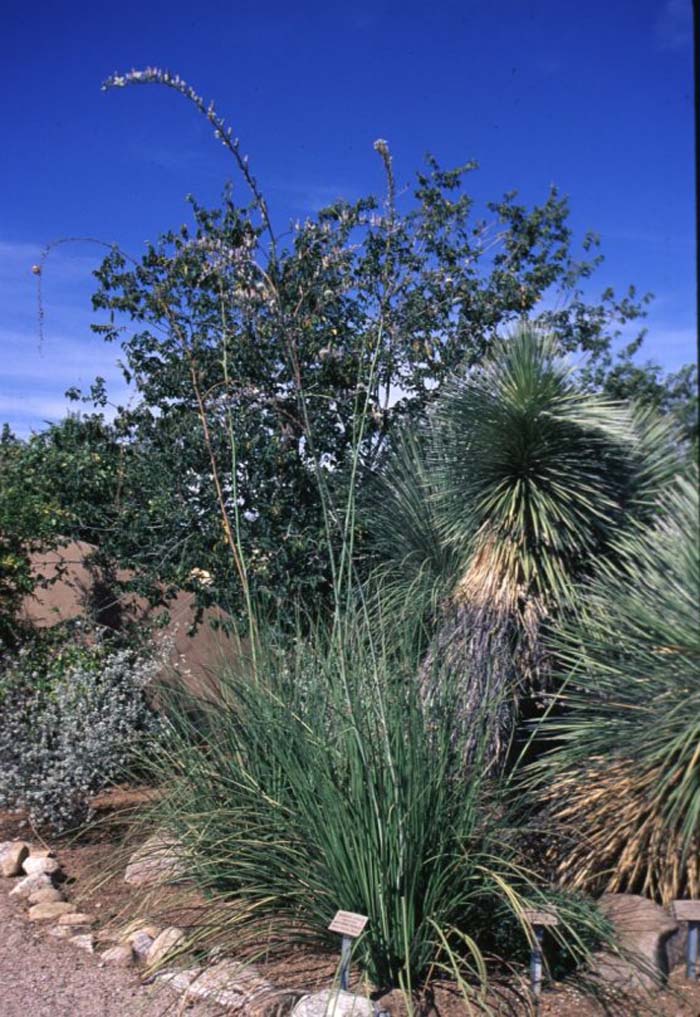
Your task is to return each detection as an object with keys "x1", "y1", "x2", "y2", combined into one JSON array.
[
  {"x1": 525, "y1": 475, "x2": 700, "y2": 903},
  {"x1": 368, "y1": 326, "x2": 677, "y2": 759}
]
